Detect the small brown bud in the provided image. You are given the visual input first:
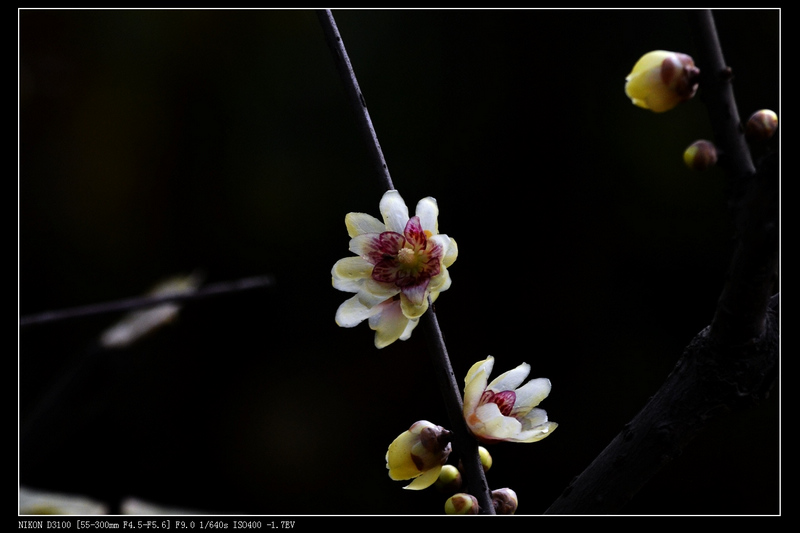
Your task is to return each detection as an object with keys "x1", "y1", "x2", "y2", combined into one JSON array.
[
  {"x1": 745, "y1": 109, "x2": 778, "y2": 143},
  {"x1": 683, "y1": 140, "x2": 718, "y2": 171},
  {"x1": 492, "y1": 488, "x2": 519, "y2": 514}
]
